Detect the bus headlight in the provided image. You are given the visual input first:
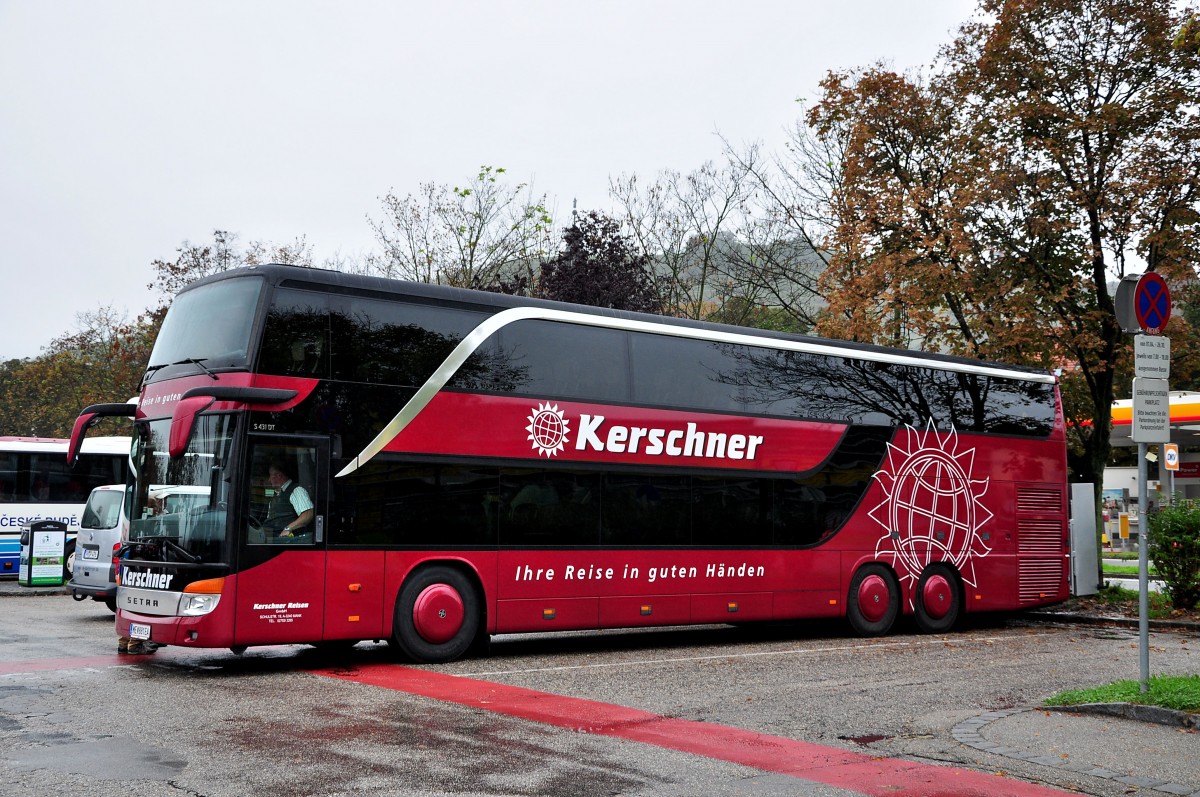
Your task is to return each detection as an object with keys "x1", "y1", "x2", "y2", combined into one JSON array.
[
  {"x1": 180, "y1": 577, "x2": 224, "y2": 616},
  {"x1": 181, "y1": 594, "x2": 220, "y2": 616}
]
